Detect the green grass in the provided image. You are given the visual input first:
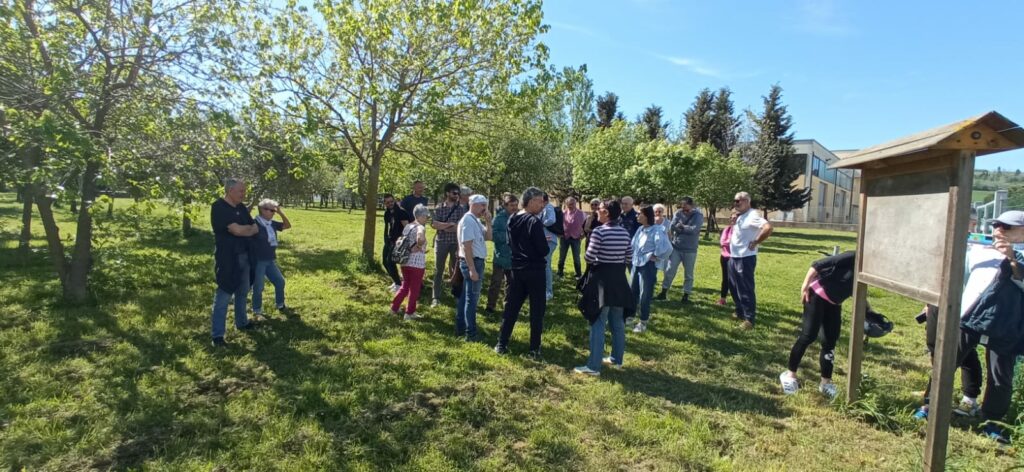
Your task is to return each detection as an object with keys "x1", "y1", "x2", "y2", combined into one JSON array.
[{"x1": 0, "y1": 192, "x2": 1020, "y2": 471}]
